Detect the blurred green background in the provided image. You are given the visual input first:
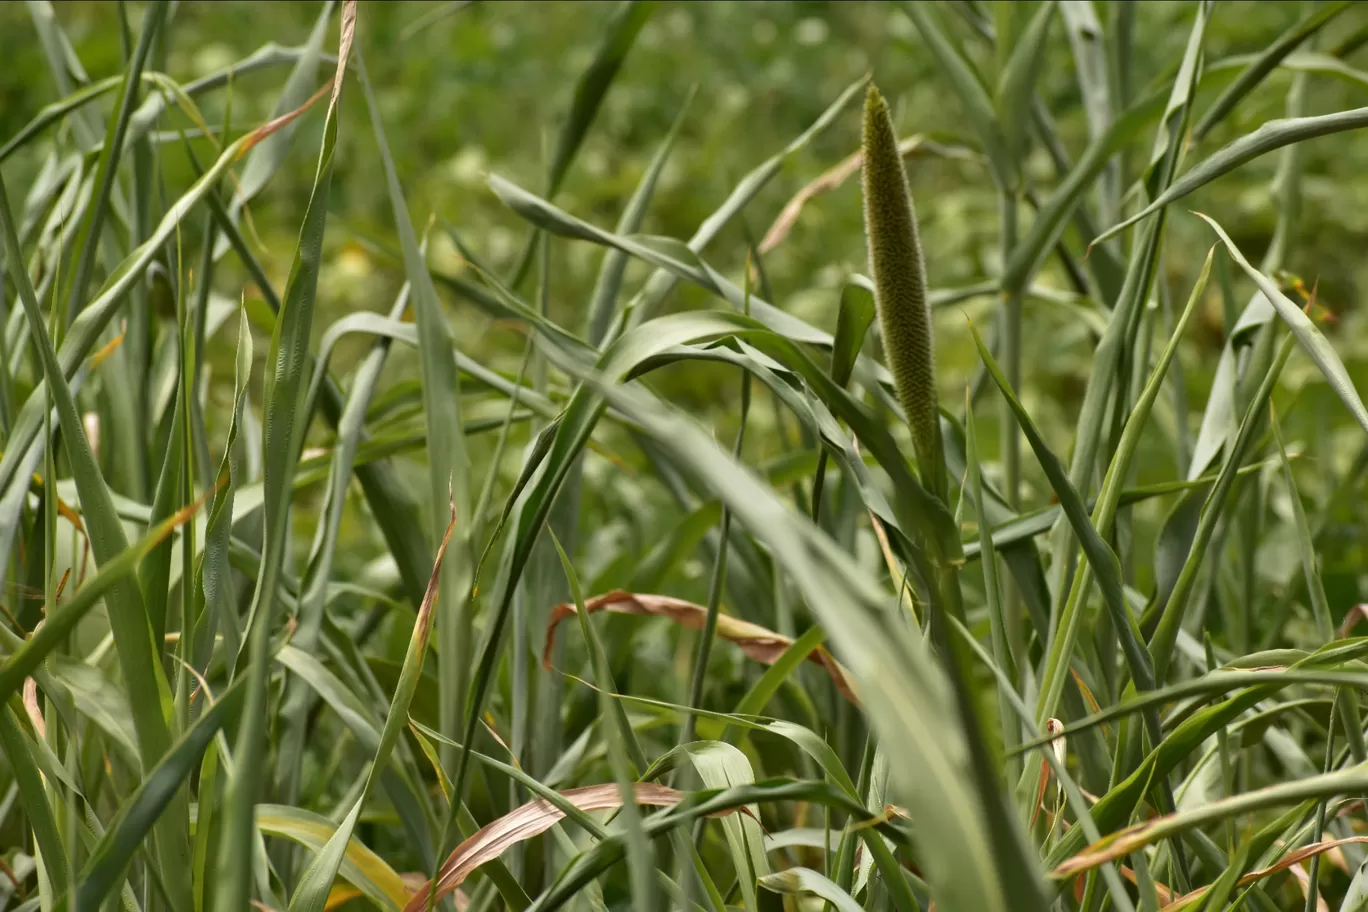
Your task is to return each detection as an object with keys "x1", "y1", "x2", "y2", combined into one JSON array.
[{"x1": 4, "y1": 0, "x2": 1368, "y2": 614}]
